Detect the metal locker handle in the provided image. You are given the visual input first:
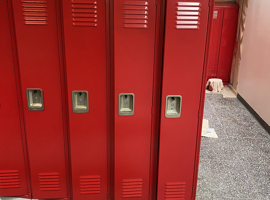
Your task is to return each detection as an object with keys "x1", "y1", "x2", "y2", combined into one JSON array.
[
  {"x1": 72, "y1": 91, "x2": 89, "y2": 113},
  {"x1": 26, "y1": 88, "x2": 44, "y2": 111},
  {"x1": 118, "y1": 93, "x2": 135, "y2": 116},
  {"x1": 165, "y1": 95, "x2": 182, "y2": 118}
]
